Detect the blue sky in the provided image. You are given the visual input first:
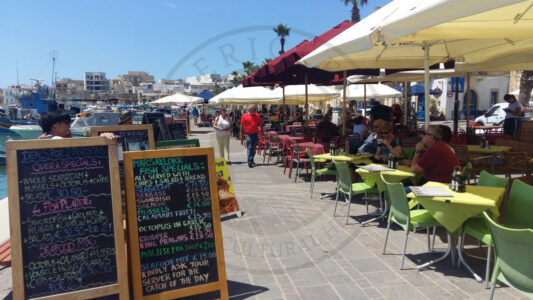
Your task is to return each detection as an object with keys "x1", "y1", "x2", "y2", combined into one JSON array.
[{"x1": 0, "y1": 0, "x2": 391, "y2": 88}]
